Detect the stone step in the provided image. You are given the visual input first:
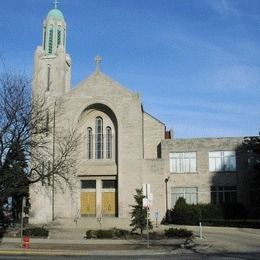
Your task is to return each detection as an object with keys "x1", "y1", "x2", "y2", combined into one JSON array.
[
  {"x1": 51, "y1": 217, "x2": 130, "y2": 230},
  {"x1": 49, "y1": 228, "x2": 86, "y2": 239},
  {"x1": 48, "y1": 217, "x2": 131, "y2": 239}
]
